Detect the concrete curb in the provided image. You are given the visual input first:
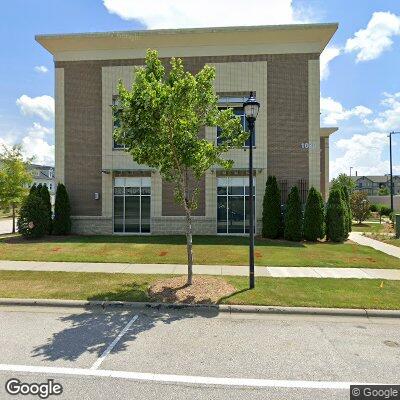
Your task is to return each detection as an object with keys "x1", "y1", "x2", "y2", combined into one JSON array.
[{"x1": 0, "y1": 298, "x2": 399, "y2": 318}]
